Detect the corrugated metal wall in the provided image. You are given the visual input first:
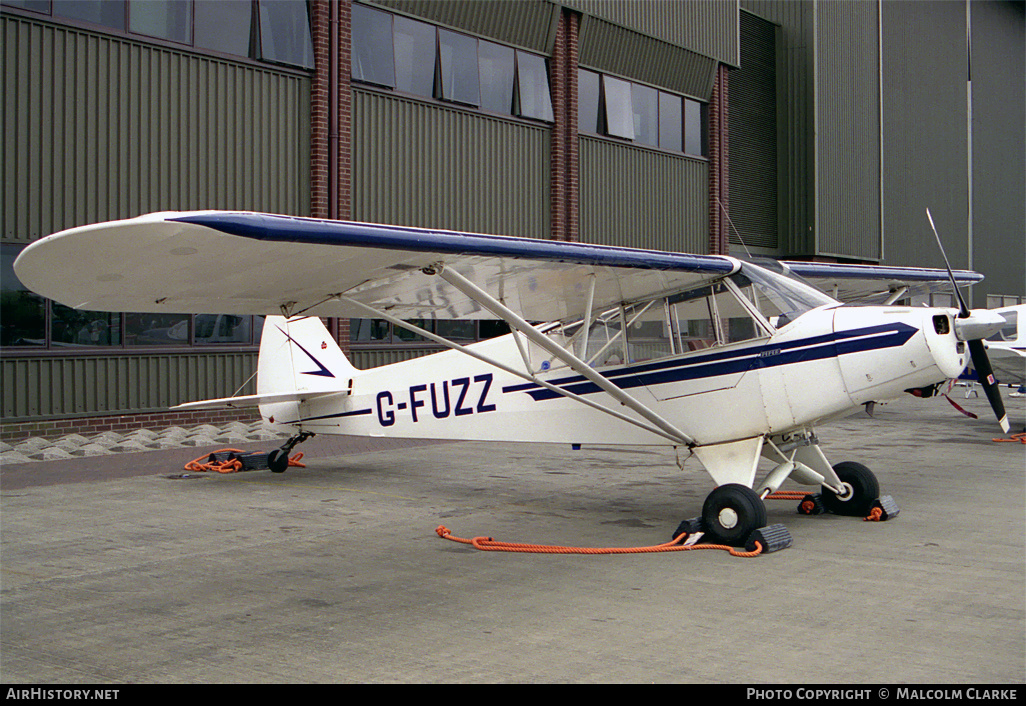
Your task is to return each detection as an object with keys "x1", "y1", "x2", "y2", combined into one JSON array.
[
  {"x1": 368, "y1": 0, "x2": 557, "y2": 54},
  {"x1": 1, "y1": 13, "x2": 310, "y2": 423},
  {"x1": 814, "y1": 0, "x2": 881, "y2": 260},
  {"x1": 579, "y1": 136, "x2": 708, "y2": 253},
  {"x1": 2, "y1": 14, "x2": 310, "y2": 242},
  {"x1": 741, "y1": 0, "x2": 883, "y2": 260},
  {"x1": 577, "y1": 16, "x2": 718, "y2": 101},
  {"x1": 2, "y1": 351, "x2": 258, "y2": 421},
  {"x1": 741, "y1": 0, "x2": 814, "y2": 257},
  {"x1": 881, "y1": 0, "x2": 970, "y2": 272},
  {"x1": 968, "y1": 0, "x2": 1025, "y2": 303},
  {"x1": 352, "y1": 88, "x2": 550, "y2": 238},
  {"x1": 565, "y1": 0, "x2": 740, "y2": 68},
  {"x1": 729, "y1": 10, "x2": 778, "y2": 252}
]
